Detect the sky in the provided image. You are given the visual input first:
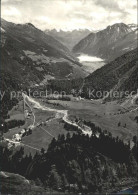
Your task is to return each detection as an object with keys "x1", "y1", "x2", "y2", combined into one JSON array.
[{"x1": 1, "y1": 0, "x2": 137, "y2": 31}]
